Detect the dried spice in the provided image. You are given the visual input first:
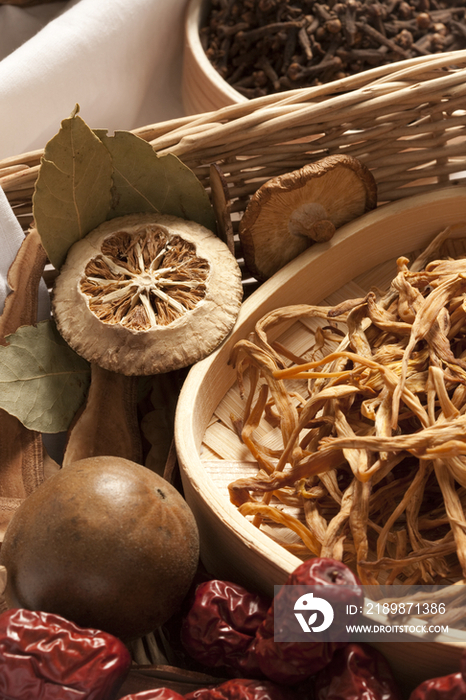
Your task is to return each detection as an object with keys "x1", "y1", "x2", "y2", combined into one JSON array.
[
  {"x1": 33, "y1": 108, "x2": 113, "y2": 271},
  {"x1": 201, "y1": 0, "x2": 466, "y2": 95},
  {"x1": 210, "y1": 163, "x2": 235, "y2": 256},
  {"x1": 141, "y1": 372, "x2": 184, "y2": 476},
  {"x1": 52, "y1": 212, "x2": 243, "y2": 376},
  {"x1": 95, "y1": 128, "x2": 217, "y2": 234},
  {"x1": 33, "y1": 107, "x2": 217, "y2": 271},
  {"x1": 228, "y1": 224, "x2": 466, "y2": 586},
  {"x1": 0, "y1": 321, "x2": 90, "y2": 434}
]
